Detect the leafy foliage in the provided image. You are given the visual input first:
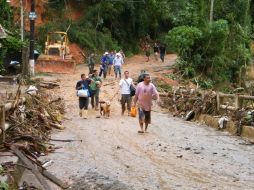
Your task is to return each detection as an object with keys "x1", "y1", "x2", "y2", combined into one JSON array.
[
  {"x1": 167, "y1": 0, "x2": 251, "y2": 87},
  {"x1": 0, "y1": 1, "x2": 13, "y2": 29},
  {"x1": 0, "y1": 1, "x2": 23, "y2": 75},
  {"x1": 41, "y1": 0, "x2": 253, "y2": 87}
]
